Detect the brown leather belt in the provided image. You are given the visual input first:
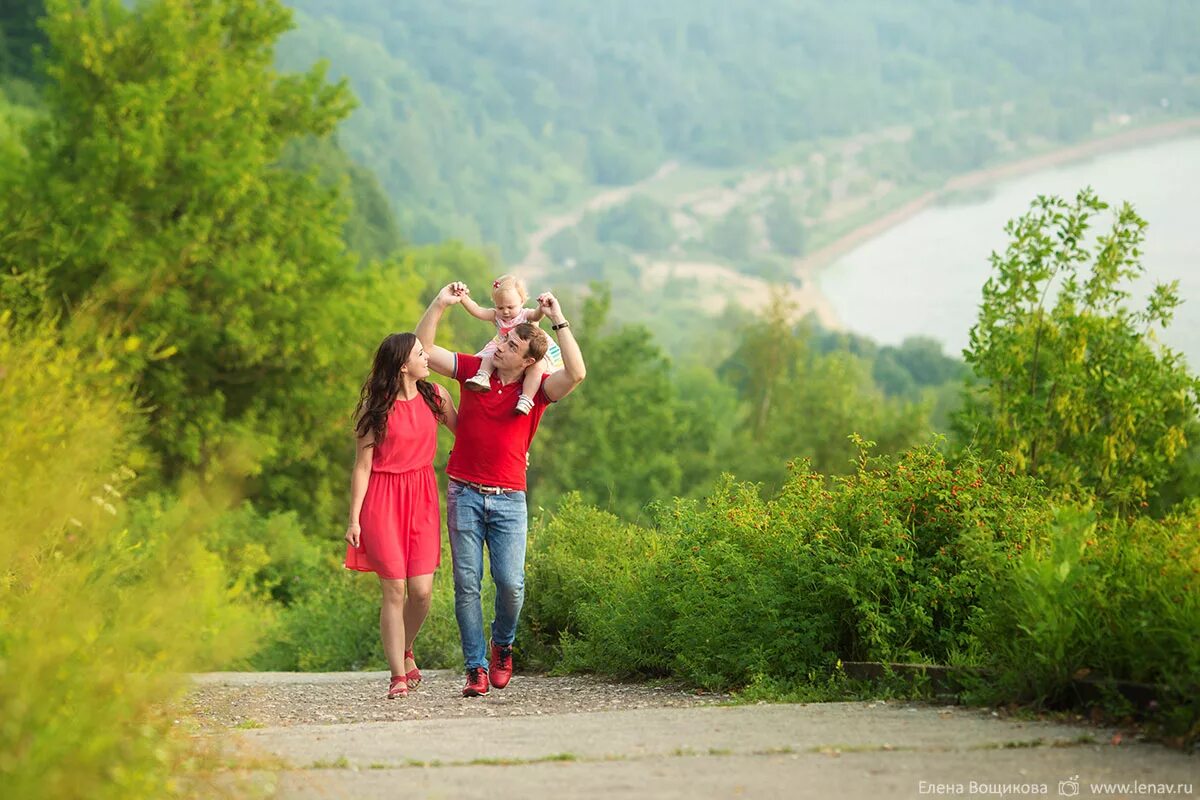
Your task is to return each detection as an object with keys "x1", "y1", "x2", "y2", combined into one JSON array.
[{"x1": 450, "y1": 477, "x2": 520, "y2": 495}]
